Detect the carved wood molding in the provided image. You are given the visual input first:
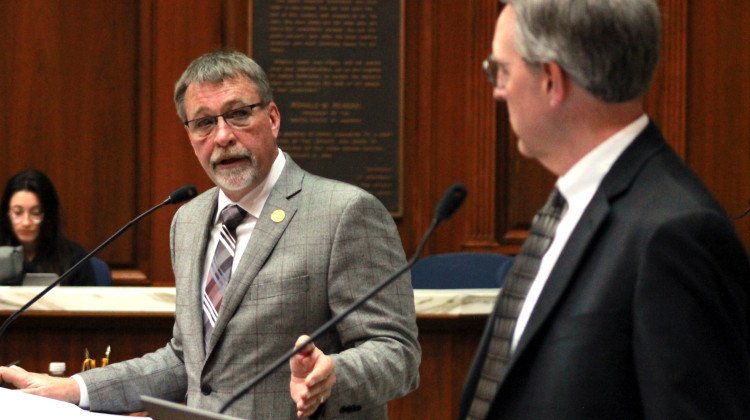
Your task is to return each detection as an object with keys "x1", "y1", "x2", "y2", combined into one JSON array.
[
  {"x1": 646, "y1": 0, "x2": 688, "y2": 156},
  {"x1": 462, "y1": 0, "x2": 502, "y2": 252}
]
